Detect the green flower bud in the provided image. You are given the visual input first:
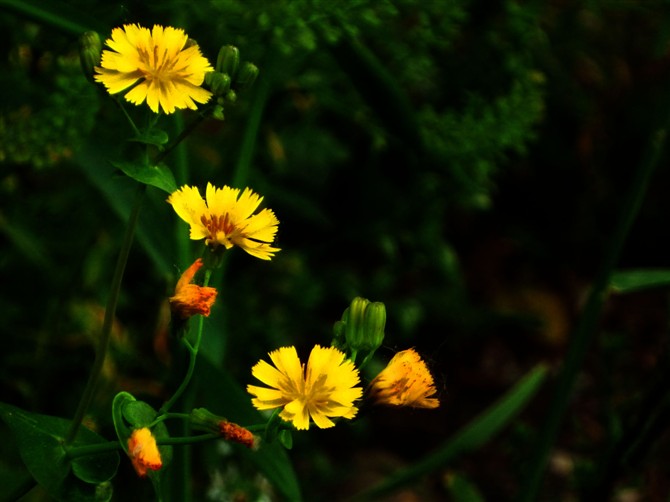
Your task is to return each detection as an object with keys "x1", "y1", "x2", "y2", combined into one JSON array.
[
  {"x1": 234, "y1": 62, "x2": 259, "y2": 91},
  {"x1": 189, "y1": 407, "x2": 222, "y2": 434},
  {"x1": 216, "y1": 45, "x2": 239, "y2": 78},
  {"x1": 79, "y1": 31, "x2": 102, "y2": 83},
  {"x1": 211, "y1": 104, "x2": 225, "y2": 121},
  {"x1": 205, "y1": 71, "x2": 231, "y2": 96},
  {"x1": 362, "y1": 302, "x2": 386, "y2": 351},
  {"x1": 345, "y1": 297, "x2": 370, "y2": 349},
  {"x1": 336, "y1": 297, "x2": 387, "y2": 365}
]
